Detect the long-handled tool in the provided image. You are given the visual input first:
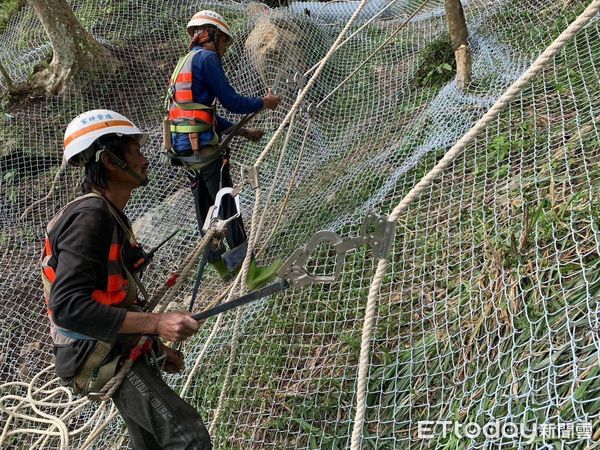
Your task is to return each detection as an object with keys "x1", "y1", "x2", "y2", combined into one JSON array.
[{"x1": 190, "y1": 211, "x2": 397, "y2": 322}]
